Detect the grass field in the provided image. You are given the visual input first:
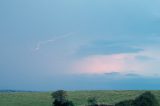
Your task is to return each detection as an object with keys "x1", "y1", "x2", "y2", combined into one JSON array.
[{"x1": 0, "y1": 90, "x2": 160, "y2": 106}]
